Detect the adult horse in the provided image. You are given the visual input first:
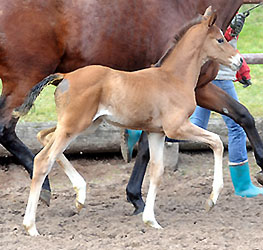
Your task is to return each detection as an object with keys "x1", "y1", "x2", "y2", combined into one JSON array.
[{"x1": 0, "y1": 0, "x2": 262, "y2": 206}]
